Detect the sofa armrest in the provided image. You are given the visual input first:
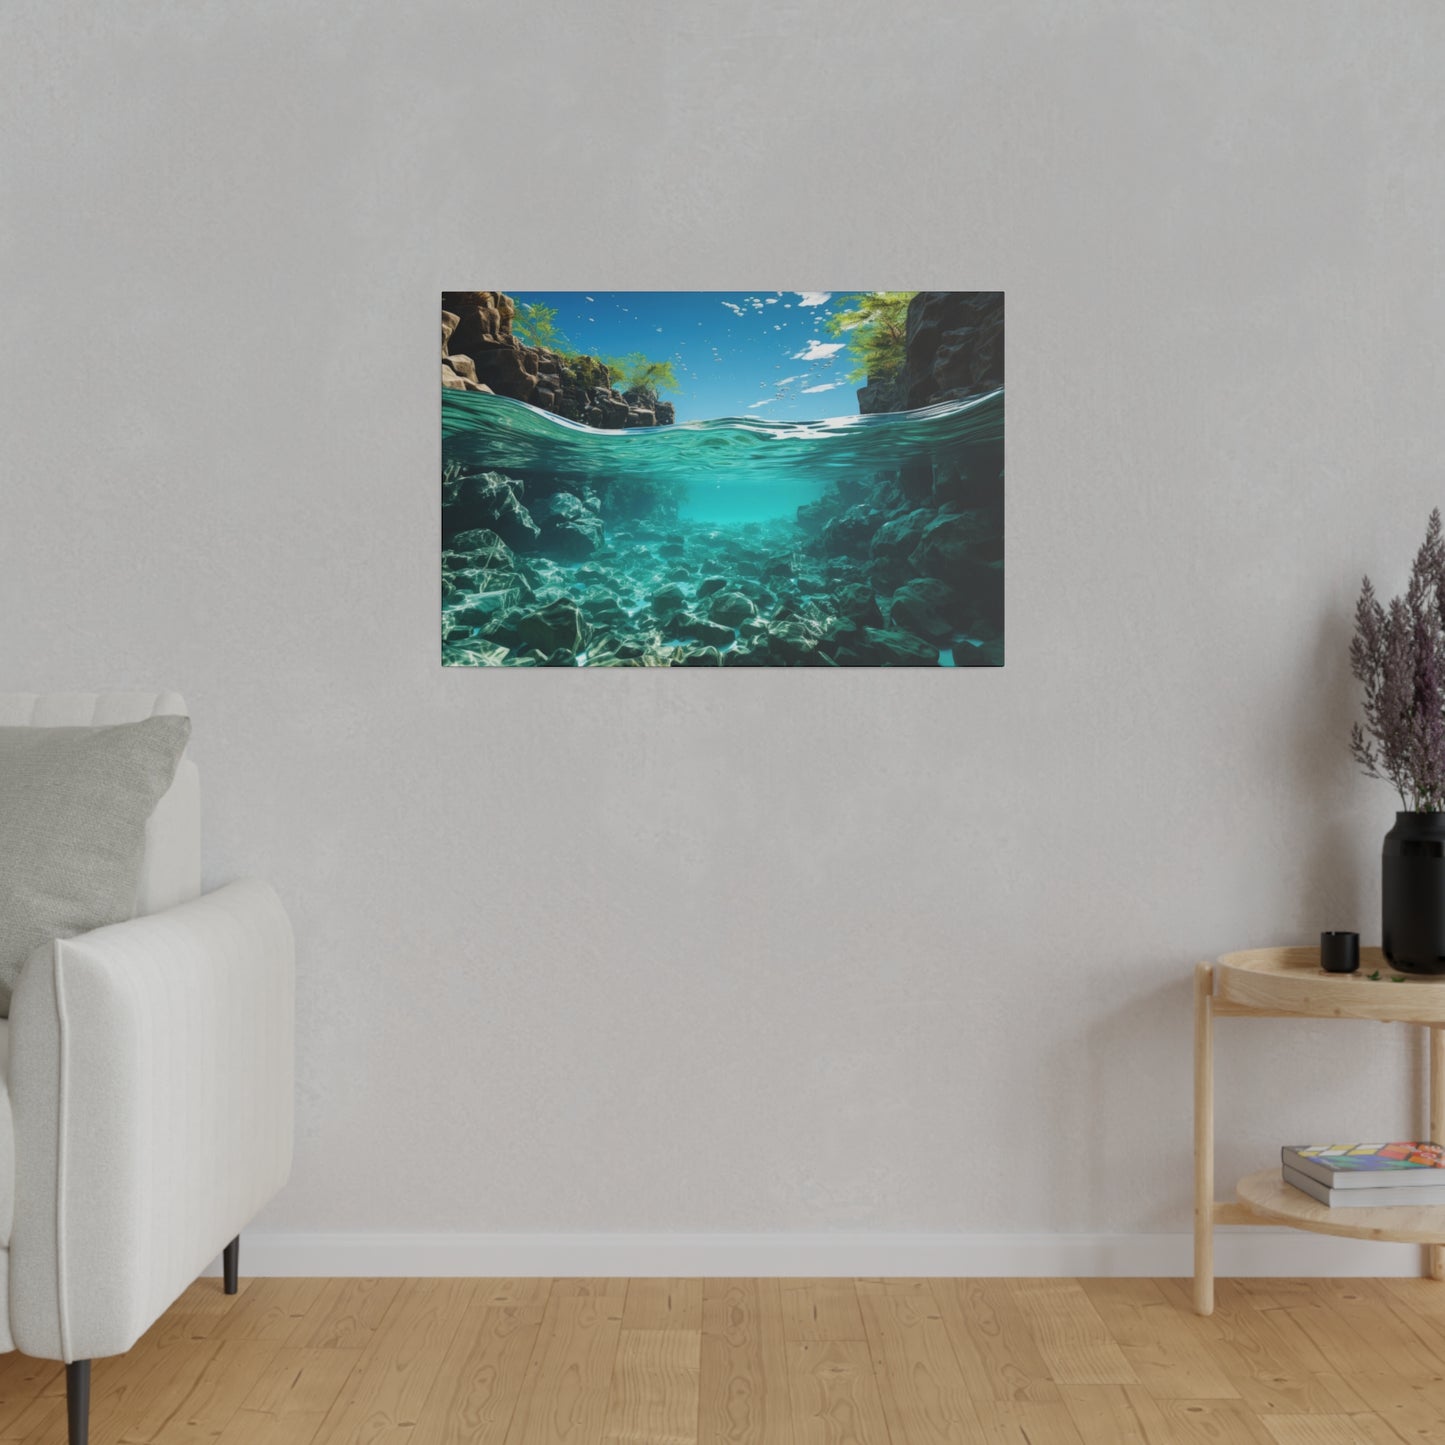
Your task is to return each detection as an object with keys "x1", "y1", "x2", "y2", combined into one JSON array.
[{"x1": 7, "y1": 879, "x2": 294, "y2": 1361}]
